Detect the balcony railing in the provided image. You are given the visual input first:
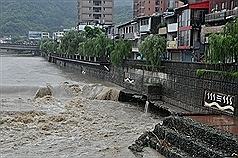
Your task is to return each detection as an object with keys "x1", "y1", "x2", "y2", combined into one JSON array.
[{"x1": 205, "y1": 8, "x2": 238, "y2": 23}]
